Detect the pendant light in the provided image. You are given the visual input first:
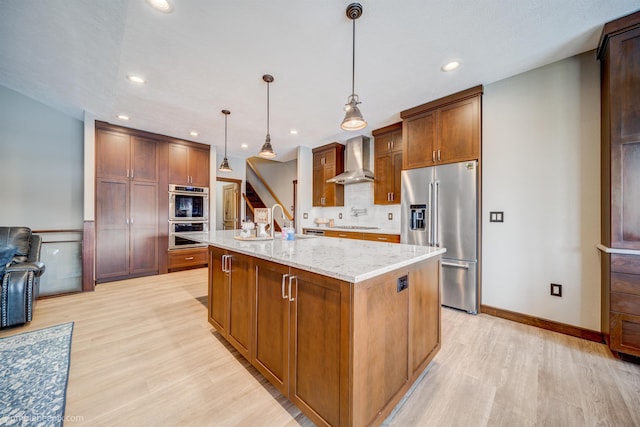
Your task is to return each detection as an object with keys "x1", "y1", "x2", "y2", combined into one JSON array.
[
  {"x1": 259, "y1": 74, "x2": 277, "y2": 158},
  {"x1": 218, "y1": 109, "x2": 232, "y2": 172},
  {"x1": 341, "y1": 3, "x2": 367, "y2": 131}
]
